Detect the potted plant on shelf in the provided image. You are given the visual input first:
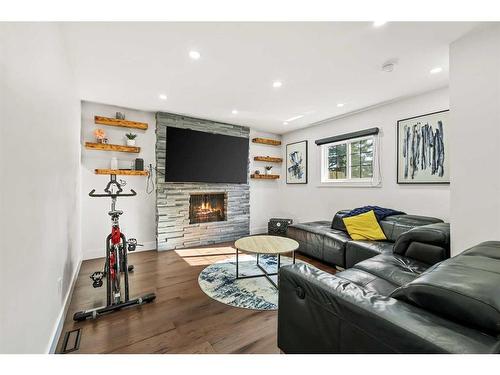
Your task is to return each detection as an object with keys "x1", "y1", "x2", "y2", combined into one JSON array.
[{"x1": 125, "y1": 133, "x2": 137, "y2": 146}]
